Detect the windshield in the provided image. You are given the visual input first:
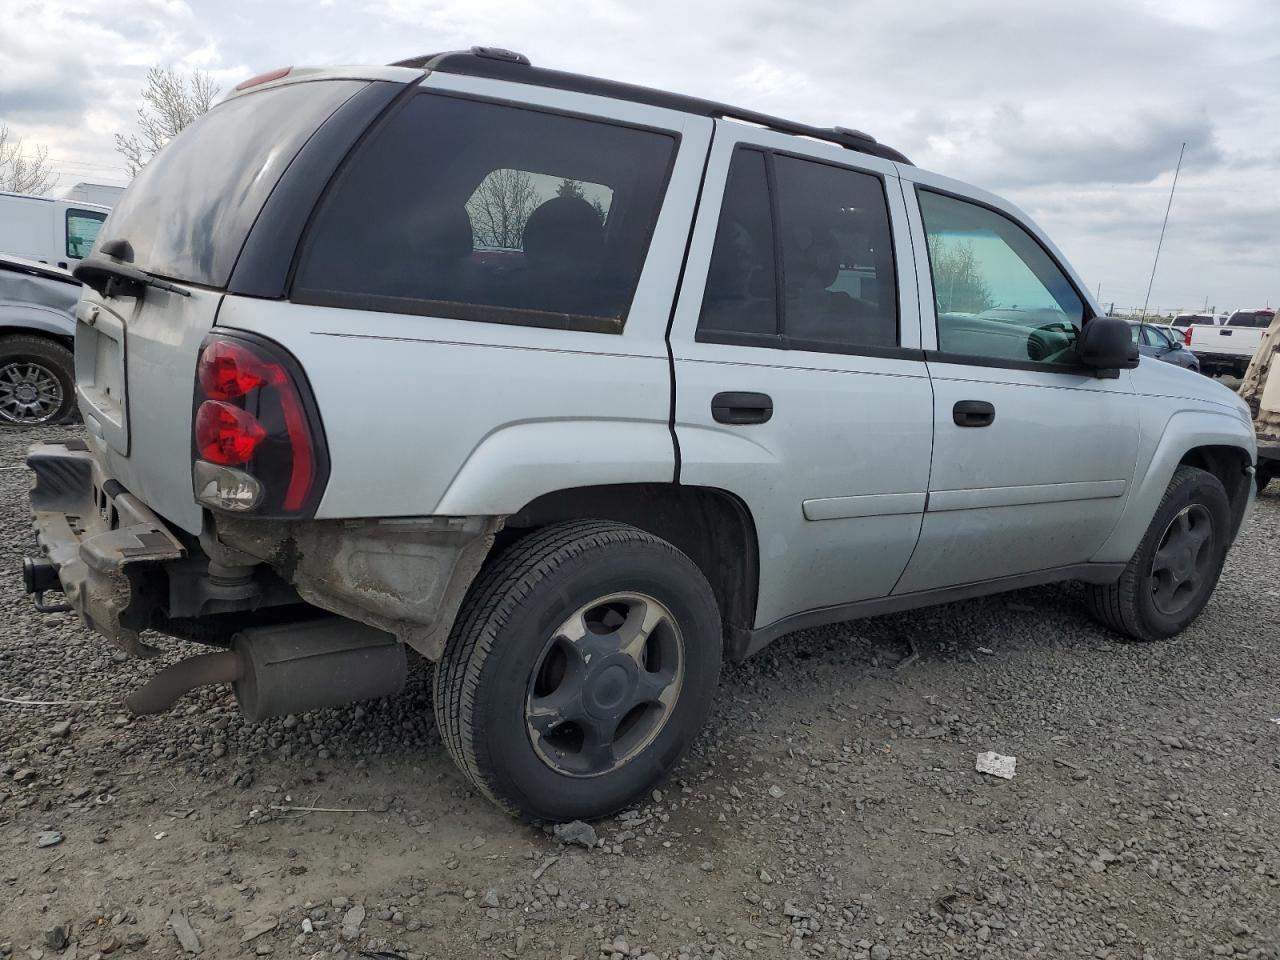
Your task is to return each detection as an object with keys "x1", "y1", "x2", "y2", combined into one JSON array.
[{"x1": 95, "y1": 80, "x2": 364, "y2": 287}]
